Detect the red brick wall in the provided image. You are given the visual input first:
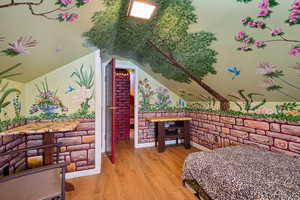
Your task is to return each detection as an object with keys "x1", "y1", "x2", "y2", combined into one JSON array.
[
  {"x1": 115, "y1": 69, "x2": 130, "y2": 140},
  {"x1": 0, "y1": 118, "x2": 95, "y2": 176},
  {"x1": 139, "y1": 111, "x2": 300, "y2": 157}
]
